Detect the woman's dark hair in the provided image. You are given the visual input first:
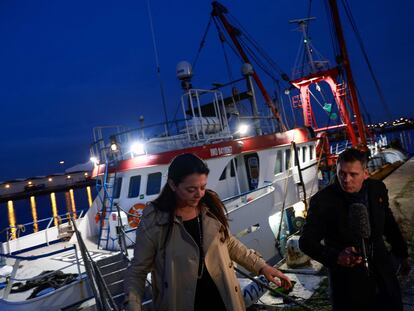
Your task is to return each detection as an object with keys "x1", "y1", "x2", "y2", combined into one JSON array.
[{"x1": 152, "y1": 153, "x2": 229, "y2": 240}]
